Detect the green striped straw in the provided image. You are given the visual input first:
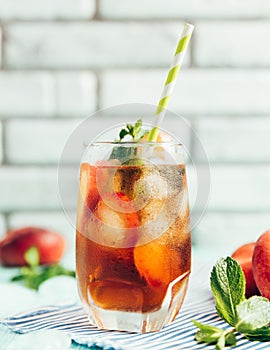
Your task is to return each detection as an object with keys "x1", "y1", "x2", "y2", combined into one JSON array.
[{"x1": 148, "y1": 22, "x2": 194, "y2": 141}]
